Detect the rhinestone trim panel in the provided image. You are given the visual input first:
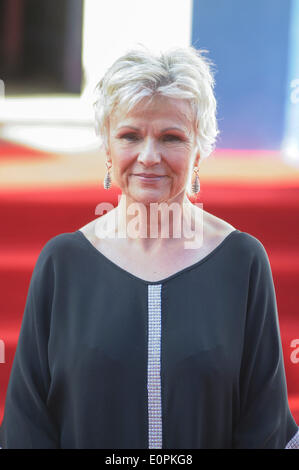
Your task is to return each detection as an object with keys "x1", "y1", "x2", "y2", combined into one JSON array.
[
  {"x1": 147, "y1": 284, "x2": 163, "y2": 449},
  {"x1": 285, "y1": 428, "x2": 299, "y2": 449}
]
